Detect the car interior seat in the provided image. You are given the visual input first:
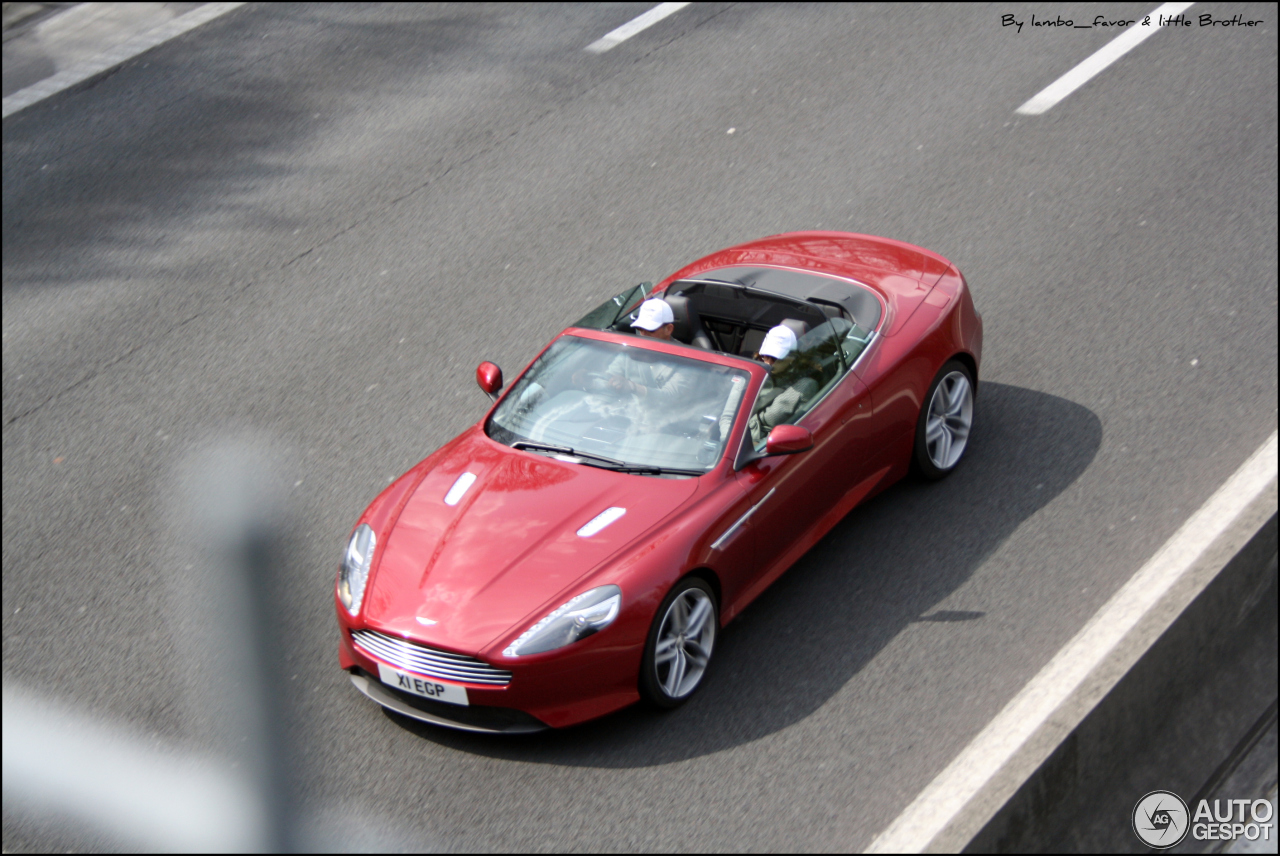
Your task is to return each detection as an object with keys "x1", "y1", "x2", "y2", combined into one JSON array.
[{"x1": 665, "y1": 294, "x2": 714, "y2": 350}]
